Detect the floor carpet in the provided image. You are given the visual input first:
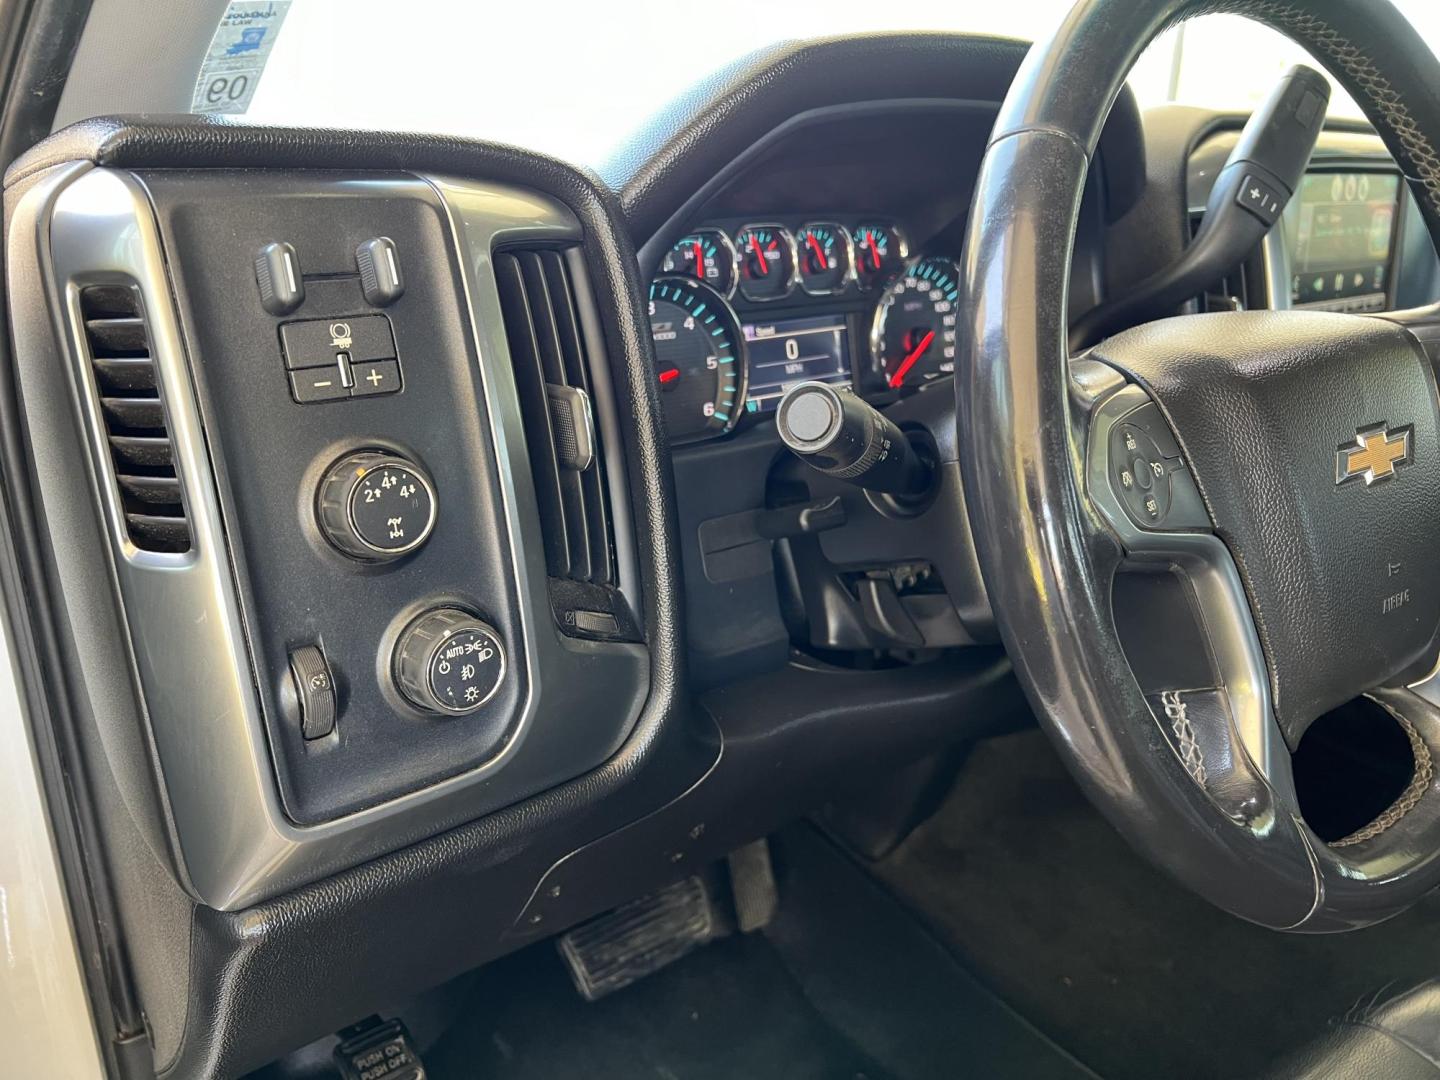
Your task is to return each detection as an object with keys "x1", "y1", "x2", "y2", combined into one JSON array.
[
  {"x1": 423, "y1": 929, "x2": 894, "y2": 1080},
  {"x1": 420, "y1": 819, "x2": 1092, "y2": 1080},
  {"x1": 871, "y1": 729, "x2": 1440, "y2": 1080}
]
